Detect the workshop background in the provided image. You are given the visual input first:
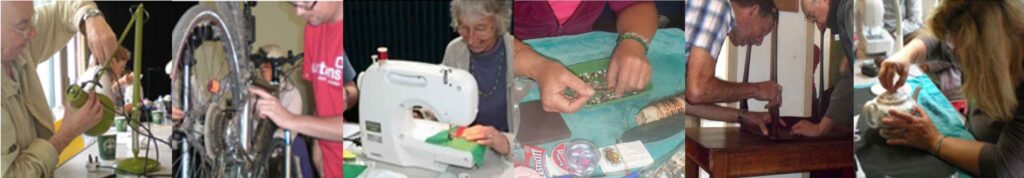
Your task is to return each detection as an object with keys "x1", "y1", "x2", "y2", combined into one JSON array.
[
  {"x1": 340, "y1": 0, "x2": 682, "y2": 123},
  {"x1": 342, "y1": 0, "x2": 685, "y2": 71},
  {"x1": 96, "y1": 2, "x2": 196, "y2": 100}
]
